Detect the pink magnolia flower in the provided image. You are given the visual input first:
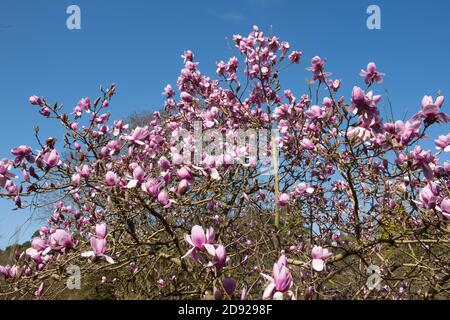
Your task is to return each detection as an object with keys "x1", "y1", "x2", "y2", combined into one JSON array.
[
  {"x1": 350, "y1": 86, "x2": 385, "y2": 133},
  {"x1": 128, "y1": 262, "x2": 138, "y2": 273},
  {"x1": 73, "y1": 105, "x2": 83, "y2": 118},
  {"x1": 277, "y1": 193, "x2": 290, "y2": 207},
  {"x1": 71, "y1": 173, "x2": 81, "y2": 185},
  {"x1": 0, "y1": 159, "x2": 16, "y2": 189},
  {"x1": 81, "y1": 237, "x2": 115, "y2": 264},
  {"x1": 207, "y1": 244, "x2": 227, "y2": 270},
  {"x1": 162, "y1": 84, "x2": 175, "y2": 98},
  {"x1": 240, "y1": 286, "x2": 248, "y2": 300},
  {"x1": 29, "y1": 95, "x2": 41, "y2": 105},
  {"x1": 78, "y1": 97, "x2": 91, "y2": 111},
  {"x1": 157, "y1": 279, "x2": 165, "y2": 287},
  {"x1": 437, "y1": 198, "x2": 450, "y2": 219},
  {"x1": 0, "y1": 265, "x2": 19, "y2": 279},
  {"x1": 143, "y1": 178, "x2": 160, "y2": 197},
  {"x1": 126, "y1": 165, "x2": 145, "y2": 188},
  {"x1": 300, "y1": 138, "x2": 315, "y2": 150},
  {"x1": 351, "y1": 86, "x2": 382, "y2": 114},
  {"x1": 40, "y1": 107, "x2": 51, "y2": 117},
  {"x1": 183, "y1": 225, "x2": 216, "y2": 260},
  {"x1": 294, "y1": 182, "x2": 315, "y2": 196},
  {"x1": 305, "y1": 105, "x2": 325, "y2": 120},
  {"x1": 261, "y1": 255, "x2": 295, "y2": 300},
  {"x1": 413, "y1": 95, "x2": 450, "y2": 123},
  {"x1": 125, "y1": 126, "x2": 149, "y2": 145},
  {"x1": 79, "y1": 165, "x2": 91, "y2": 178},
  {"x1": 35, "y1": 282, "x2": 45, "y2": 299},
  {"x1": 410, "y1": 146, "x2": 437, "y2": 180},
  {"x1": 42, "y1": 150, "x2": 61, "y2": 168},
  {"x1": 158, "y1": 156, "x2": 172, "y2": 171},
  {"x1": 327, "y1": 79, "x2": 341, "y2": 91},
  {"x1": 360, "y1": 62, "x2": 384, "y2": 84},
  {"x1": 181, "y1": 50, "x2": 194, "y2": 63},
  {"x1": 105, "y1": 171, "x2": 117, "y2": 186},
  {"x1": 113, "y1": 120, "x2": 129, "y2": 136},
  {"x1": 101, "y1": 100, "x2": 109, "y2": 108},
  {"x1": 96, "y1": 223, "x2": 107, "y2": 240},
  {"x1": 31, "y1": 237, "x2": 48, "y2": 251},
  {"x1": 49, "y1": 229, "x2": 74, "y2": 251},
  {"x1": 311, "y1": 245, "x2": 332, "y2": 272},
  {"x1": 70, "y1": 122, "x2": 79, "y2": 131},
  {"x1": 222, "y1": 278, "x2": 236, "y2": 296},
  {"x1": 26, "y1": 237, "x2": 50, "y2": 262},
  {"x1": 216, "y1": 60, "x2": 227, "y2": 76},
  {"x1": 419, "y1": 183, "x2": 439, "y2": 209},
  {"x1": 435, "y1": 133, "x2": 450, "y2": 152},
  {"x1": 157, "y1": 190, "x2": 171, "y2": 208},
  {"x1": 176, "y1": 179, "x2": 190, "y2": 195},
  {"x1": 306, "y1": 56, "x2": 331, "y2": 82},
  {"x1": 11, "y1": 145, "x2": 32, "y2": 160},
  {"x1": 288, "y1": 51, "x2": 302, "y2": 64},
  {"x1": 180, "y1": 92, "x2": 193, "y2": 103}
]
